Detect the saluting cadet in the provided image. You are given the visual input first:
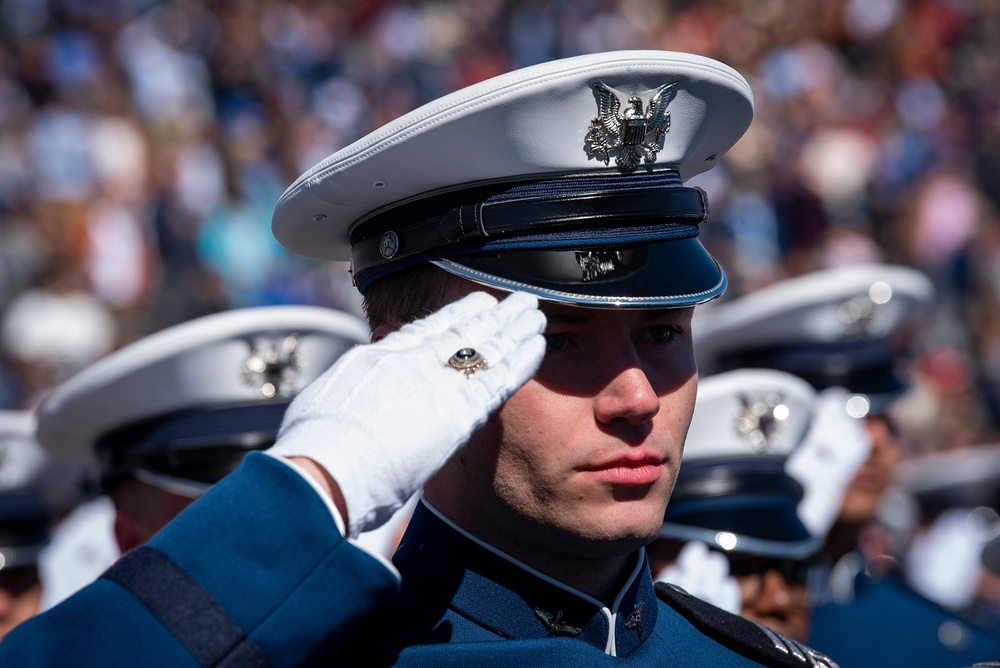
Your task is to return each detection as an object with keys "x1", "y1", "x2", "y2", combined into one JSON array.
[
  {"x1": 34, "y1": 305, "x2": 370, "y2": 555},
  {"x1": 651, "y1": 368, "x2": 868, "y2": 645},
  {"x1": 1, "y1": 51, "x2": 837, "y2": 666}
]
